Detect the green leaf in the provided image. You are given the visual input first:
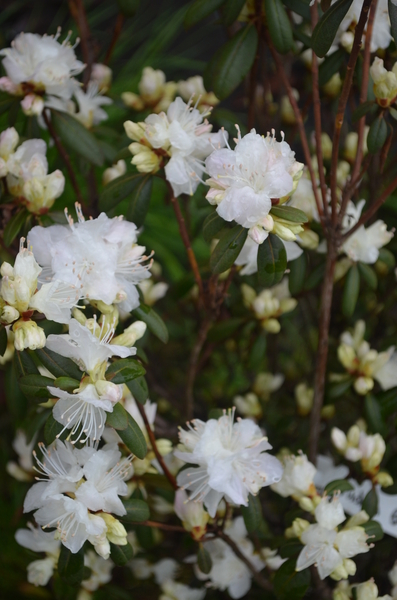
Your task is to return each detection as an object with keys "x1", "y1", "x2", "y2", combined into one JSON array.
[
  {"x1": 362, "y1": 519, "x2": 383, "y2": 542},
  {"x1": 44, "y1": 412, "x2": 68, "y2": 444},
  {"x1": 197, "y1": 545, "x2": 213, "y2": 574},
  {"x1": 105, "y1": 358, "x2": 145, "y2": 384},
  {"x1": 106, "y1": 402, "x2": 129, "y2": 430},
  {"x1": 99, "y1": 173, "x2": 145, "y2": 212},
  {"x1": 210, "y1": 225, "x2": 248, "y2": 274},
  {"x1": 264, "y1": 0, "x2": 294, "y2": 54},
  {"x1": 131, "y1": 303, "x2": 169, "y2": 343},
  {"x1": 303, "y1": 261, "x2": 325, "y2": 291},
  {"x1": 311, "y1": 0, "x2": 354, "y2": 58},
  {"x1": 283, "y1": 0, "x2": 311, "y2": 21},
  {"x1": 127, "y1": 376, "x2": 149, "y2": 404},
  {"x1": 288, "y1": 253, "x2": 306, "y2": 295},
  {"x1": 378, "y1": 247, "x2": 395, "y2": 269},
  {"x1": 257, "y1": 233, "x2": 287, "y2": 287},
  {"x1": 51, "y1": 110, "x2": 104, "y2": 166},
  {"x1": 0, "y1": 325, "x2": 7, "y2": 357},
  {"x1": 202, "y1": 212, "x2": 228, "y2": 243},
  {"x1": 241, "y1": 494, "x2": 263, "y2": 533},
  {"x1": 364, "y1": 394, "x2": 387, "y2": 437},
  {"x1": 362, "y1": 488, "x2": 378, "y2": 518},
  {"x1": 352, "y1": 100, "x2": 377, "y2": 123},
  {"x1": 389, "y1": 0, "x2": 397, "y2": 47},
  {"x1": 367, "y1": 114, "x2": 388, "y2": 154},
  {"x1": 15, "y1": 350, "x2": 39, "y2": 378},
  {"x1": 24, "y1": 407, "x2": 51, "y2": 443},
  {"x1": 324, "y1": 479, "x2": 354, "y2": 494},
  {"x1": 58, "y1": 545, "x2": 85, "y2": 586},
  {"x1": 221, "y1": 0, "x2": 246, "y2": 25},
  {"x1": 35, "y1": 347, "x2": 82, "y2": 380},
  {"x1": 53, "y1": 377, "x2": 80, "y2": 392},
  {"x1": 19, "y1": 374, "x2": 54, "y2": 399},
  {"x1": 121, "y1": 498, "x2": 150, "y2": 523},
  {"x1": 273, "y1": 557, "x2": 310, "y2": 600},
  {"x1": 204, "y1": 25, "x2": 258, "y2": 100},
  {"x1": 270, "y1": 205, "x2": 308, "y2": 223},
  {"x1": 3, "y1": 209, "x2": 28, "y2": 247},
  {"x1": 118, "y1": 412, "x2": 147, "y2": 459},
  {"x1": 358, "y1": 262, "x2": 377, "y2": 289},
  {"x1": 325, "y1": 378, "x2": 353, "y2": 399},
  {"x1": 116, "y1": 0, "x2": 140, "y2": 17},
  {"x1": 185, "y1": 0, "x2": 226, "y2": 28},
  {"x1": 110, "y1": 542, "x2": 134, "y2": 566},
  {"x1": 207, "y1": 317, "x2": 245, "y2": 342},
  {"x1": 279, "y1": 540, "x2": 304, "y2": 558},
  {"x1": 342, "y1": 264, "x2": 359, "y2": 318},
  {"x1": 319, "y1": 49, "x2": 345, "y2": 87},
  {"x1": 126, "y1": 174, "x2": 153, "y2": 228},
  {"x1": 378, "y1": 388, "x2": 397, "y2": 418}
]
